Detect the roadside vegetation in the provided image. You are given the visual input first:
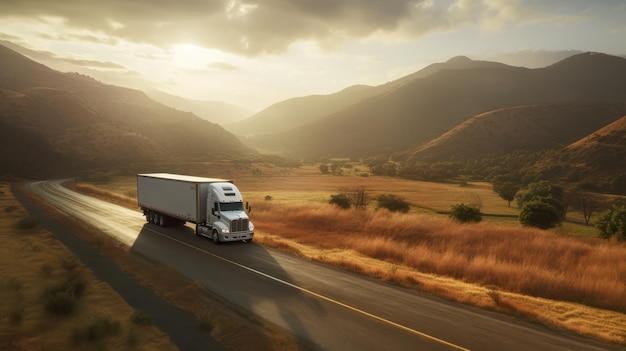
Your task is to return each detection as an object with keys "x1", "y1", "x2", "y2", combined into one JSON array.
[
  {"x1": 71, "y1": 164, "x2": 626, "y2": 345},
  {"x1": 0, "y1": 183, "x2": 176, "y2": 351}
]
